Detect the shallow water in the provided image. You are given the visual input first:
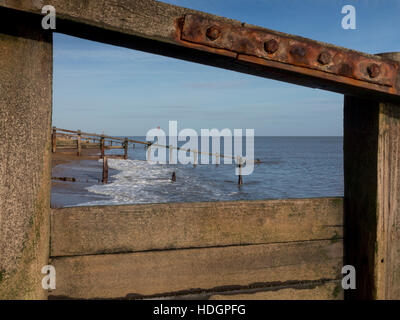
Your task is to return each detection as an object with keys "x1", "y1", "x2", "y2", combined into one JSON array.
[{"x1": 76, "y1": 136, "x2": 343, "y2": 206}]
